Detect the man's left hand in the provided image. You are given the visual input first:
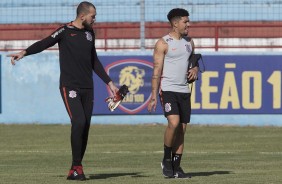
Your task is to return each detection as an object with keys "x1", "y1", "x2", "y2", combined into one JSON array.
[
  {"x1": 108, "y1": 81, "x2": 119, "y2": 96},
  {"x1": 187, "y1": 67, "x2": 199, "y2": 82}
]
